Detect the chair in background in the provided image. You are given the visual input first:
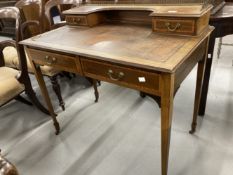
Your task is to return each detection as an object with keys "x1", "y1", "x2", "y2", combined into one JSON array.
[
  {"x1": 0, "y1": 7, "x2": 31, "y2": 107},
  {"x1": 6, "y1": 0, "x2": 66, "y2": 111},
  {"x1": 0, "y1": 39, "x2": 29, "y2": 107},
  {"x1": 45, "y1": 0, "x2": 80, "y2": 30},
  {"x1": 15, "y1": 0, "x2": 43, "y2": 35},
  {"x1": 0, "y1": 7, "x2": 48, "y2": 114},
  {"x1": 16, "y1": 0, "x2": 99, "y2": 110},
  {"x1": 0, "y1": 1, "x2": 18, "y2": 38},
  {"x1": 1, "y1": 6, "x2": 60, "y2": 134}
]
